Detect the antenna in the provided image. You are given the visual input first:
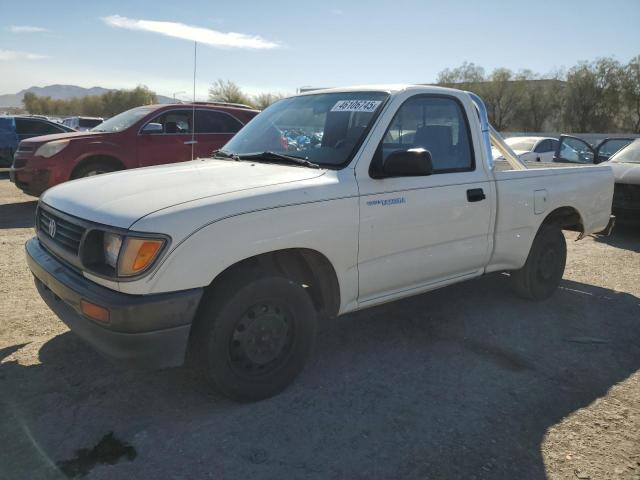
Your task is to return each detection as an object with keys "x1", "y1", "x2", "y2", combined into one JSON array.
[{"x1": 191, "y1": 41, "x2": 197, "y2": 160}]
